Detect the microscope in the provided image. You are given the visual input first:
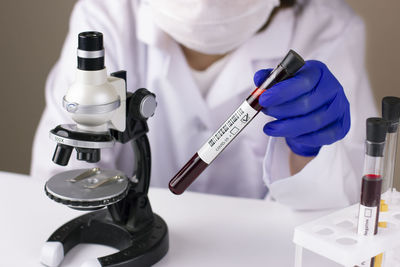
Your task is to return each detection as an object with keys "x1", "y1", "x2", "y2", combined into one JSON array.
[{"x1": 40, "y1": 32, "x2": 168, "y2": 267}]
